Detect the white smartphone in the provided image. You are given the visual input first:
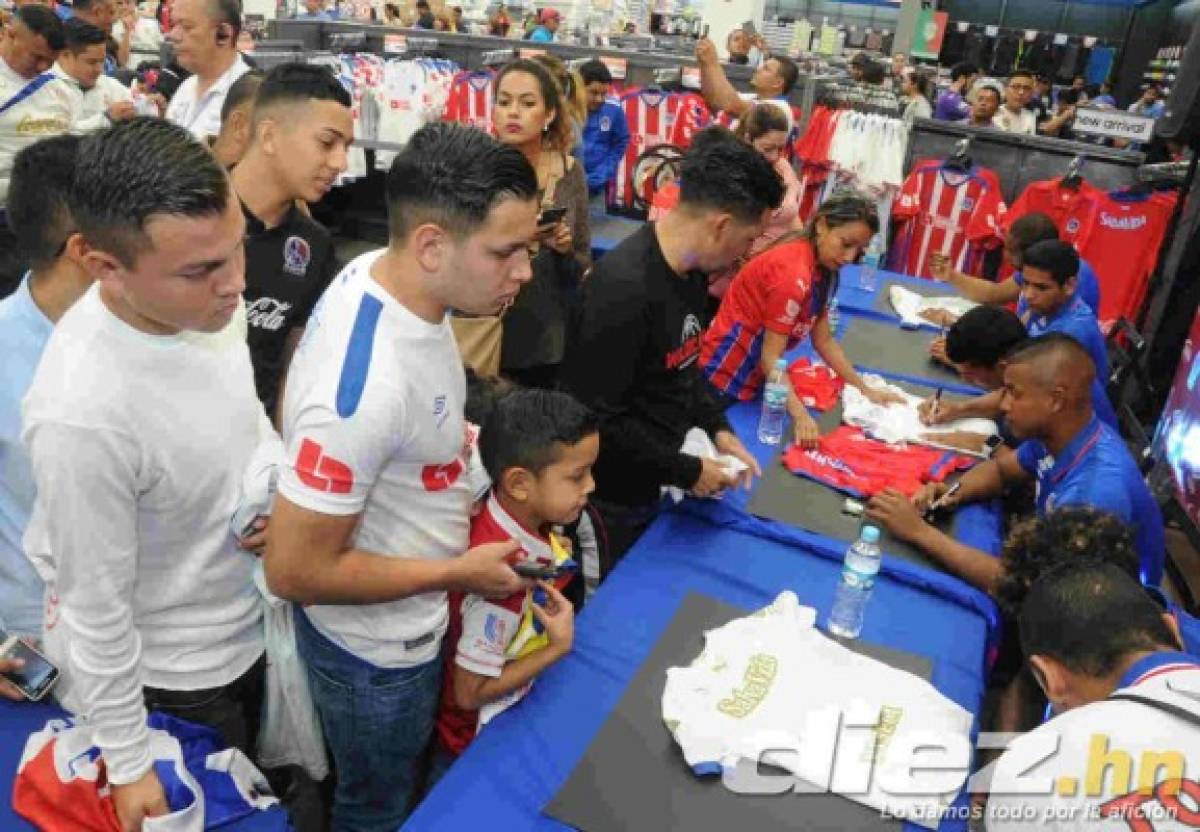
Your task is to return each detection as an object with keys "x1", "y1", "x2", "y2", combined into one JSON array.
[{"x1": 0, "y1": 633, "x2": 60, "y2": 701}]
